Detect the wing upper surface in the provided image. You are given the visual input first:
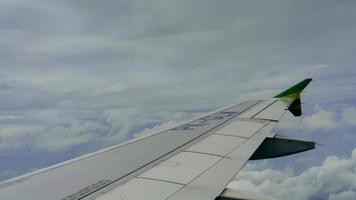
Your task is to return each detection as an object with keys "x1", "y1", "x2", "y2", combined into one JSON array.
[
  {"x1": 93, "y1": 99, "x2": 285, "y2": 200},
  {"x1": 0, "y1": 100, "x2": 271, "y2": 200},
  {"x1": 0, "y1": 78, "x2": 314, "y2": 200}
]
